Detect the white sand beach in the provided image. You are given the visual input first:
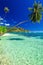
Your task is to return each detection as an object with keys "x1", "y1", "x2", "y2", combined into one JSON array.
[
  {"x1": 2, "y1": 33, "x2": 11, "y2": 36},
  {"x1": 0, "y1": 32, "x2": 43, "y2": 65}
]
